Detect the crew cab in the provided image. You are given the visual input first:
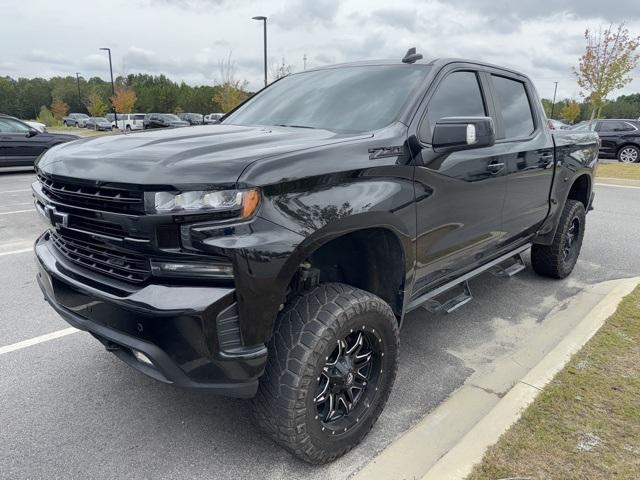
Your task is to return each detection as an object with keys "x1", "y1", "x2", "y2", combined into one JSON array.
[{"x1": 32, "y1": 51, "x2": 598, "y2": 464}]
